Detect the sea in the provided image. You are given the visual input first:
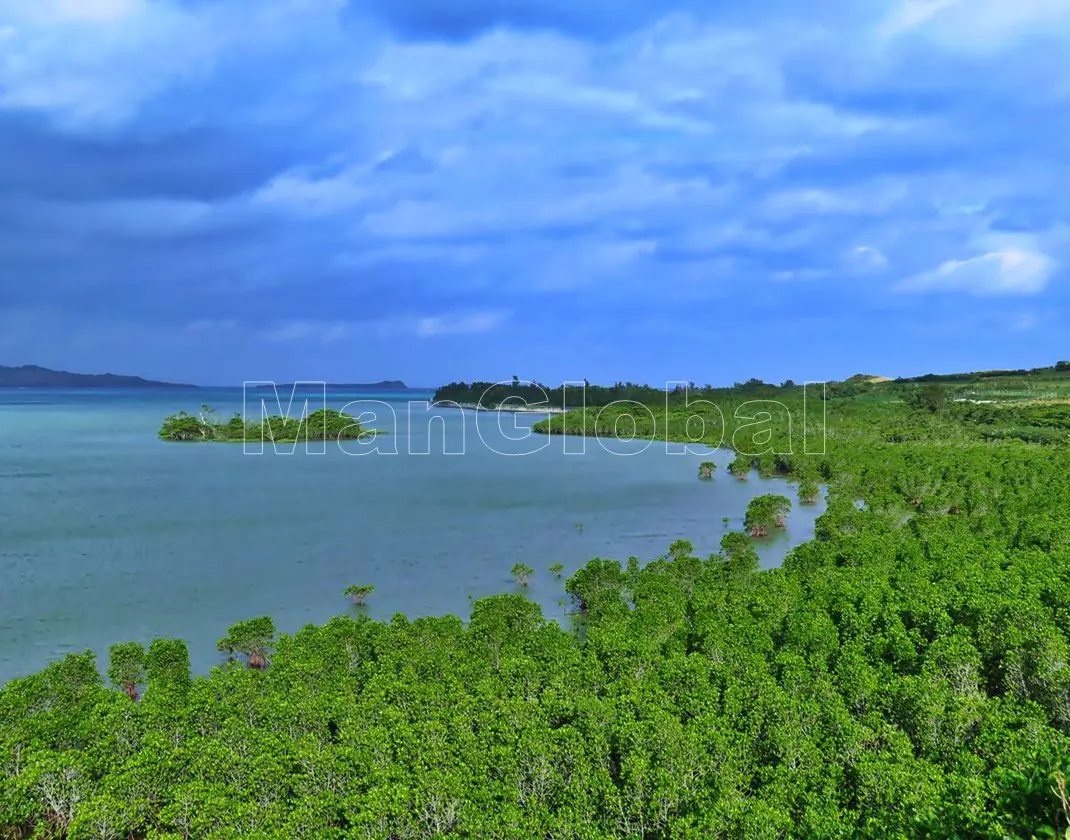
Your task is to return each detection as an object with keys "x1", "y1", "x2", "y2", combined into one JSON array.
[{"x1": 0, "y1": 387, "x2": 825, "y2": 683}]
